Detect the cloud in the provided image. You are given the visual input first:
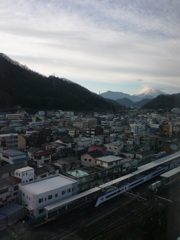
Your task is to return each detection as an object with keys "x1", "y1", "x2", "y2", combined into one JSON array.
[{"x1": 0, "y1": 0, "x2": 180, "y2": 94}]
